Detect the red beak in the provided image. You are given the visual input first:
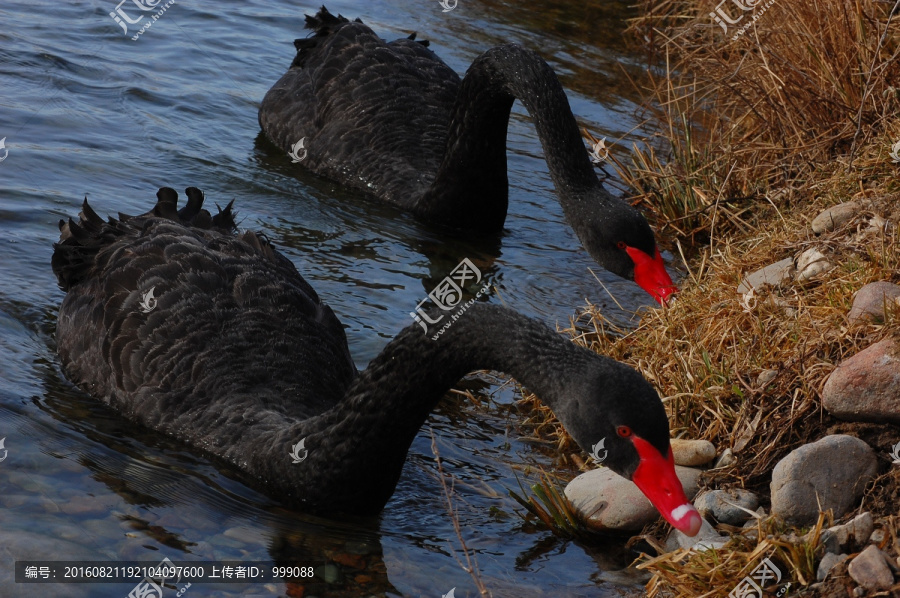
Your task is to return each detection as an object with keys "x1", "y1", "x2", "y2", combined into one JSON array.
[
  {"x1": 624, "y1": 246, "x2": 678, "y2": 304},
  {"x1": 630, "y1": 436, "x2": 702, "y2": 536}
]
